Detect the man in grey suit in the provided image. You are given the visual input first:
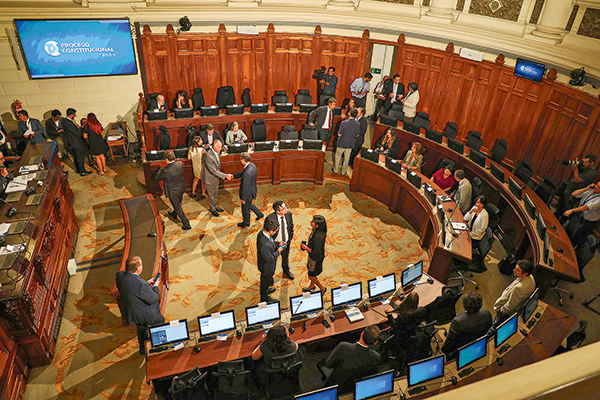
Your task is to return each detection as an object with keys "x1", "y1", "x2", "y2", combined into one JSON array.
[
  {"x1": 115, "y1": 256, "x2": 165, "y2": 355},
  {"x1": 155, "y1": 150, "x2": 191, "y2": 230},
  {"x1": 17, "y1": 109, "x2": 46, "y2": 144},
  {"x1": 203, "y1": 139, "x2": 233, "y2": 217},
  {"x1": 308, "y1": 97, "x2": 337, "y2": 146},
  {"x1": 349, "y1": 107, "x2": 368, "y2": 168},
  {"x1": 233, "y1": 152, "x2": 264, "y2": 227},
  {"x1": 265, "y1": 200, "x2": 294, "y2": 280},
  {"x1": 451, "y1": 169, "x2": 472, "y2": 214},
  {"x1": 333, "y1": 108, "x2": 360, "y2": 176},
  {"x1": 257, "y1": 218, "x2": 284, "y2": 302}
]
